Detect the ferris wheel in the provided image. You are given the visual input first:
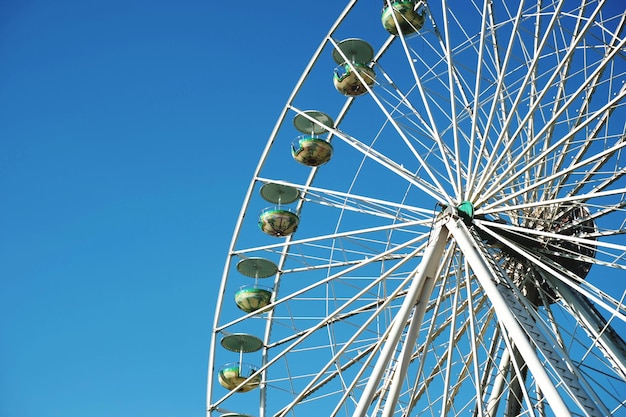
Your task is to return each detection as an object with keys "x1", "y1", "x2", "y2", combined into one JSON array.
[{"x1": 207, "y1": 1, "x2": 626, "y2": 416}]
